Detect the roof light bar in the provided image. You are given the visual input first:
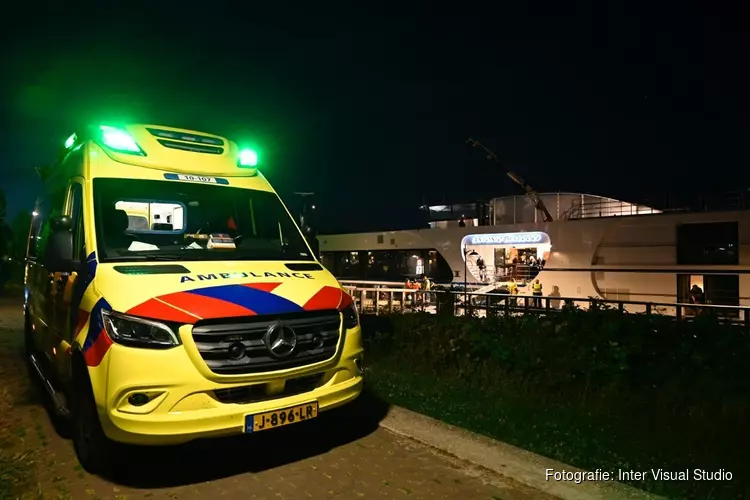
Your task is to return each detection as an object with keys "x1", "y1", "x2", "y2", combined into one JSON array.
[{"x1": 99, "y1": 125, "x2": 144, "y2": 155}]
